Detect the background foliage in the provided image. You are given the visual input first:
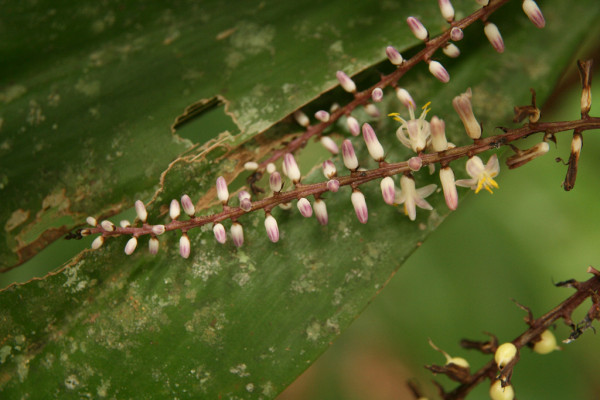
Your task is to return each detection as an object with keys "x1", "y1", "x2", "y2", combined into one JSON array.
[{"x1": 1, "y1": 0, "x2": 599, "y2": 398}]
